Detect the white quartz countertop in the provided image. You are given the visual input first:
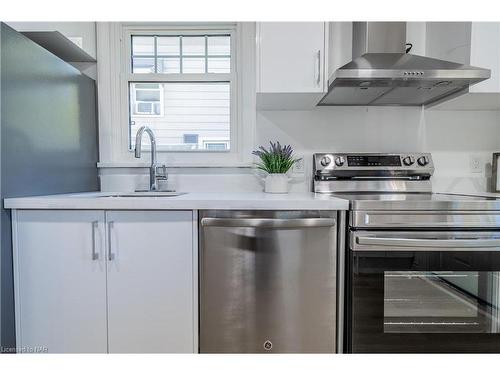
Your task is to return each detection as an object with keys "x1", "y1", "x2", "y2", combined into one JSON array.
[{"x1": 3, "y1": 191, "x2": 349, "y2": 211}]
